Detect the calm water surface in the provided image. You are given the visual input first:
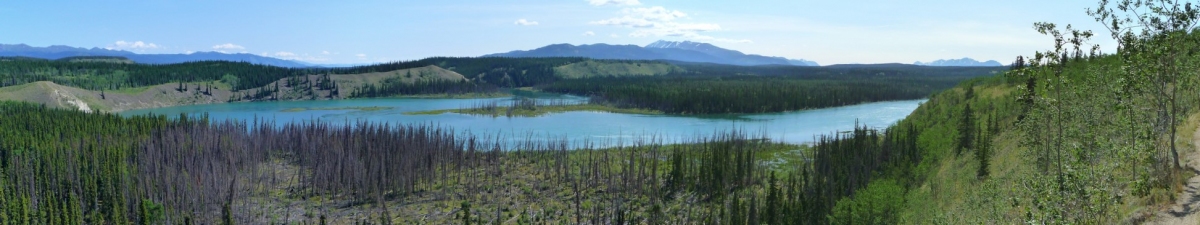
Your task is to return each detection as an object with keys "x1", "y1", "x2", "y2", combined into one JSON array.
[{"x1": 120, "y1": 96, "x2": 925, "y2": 147}]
